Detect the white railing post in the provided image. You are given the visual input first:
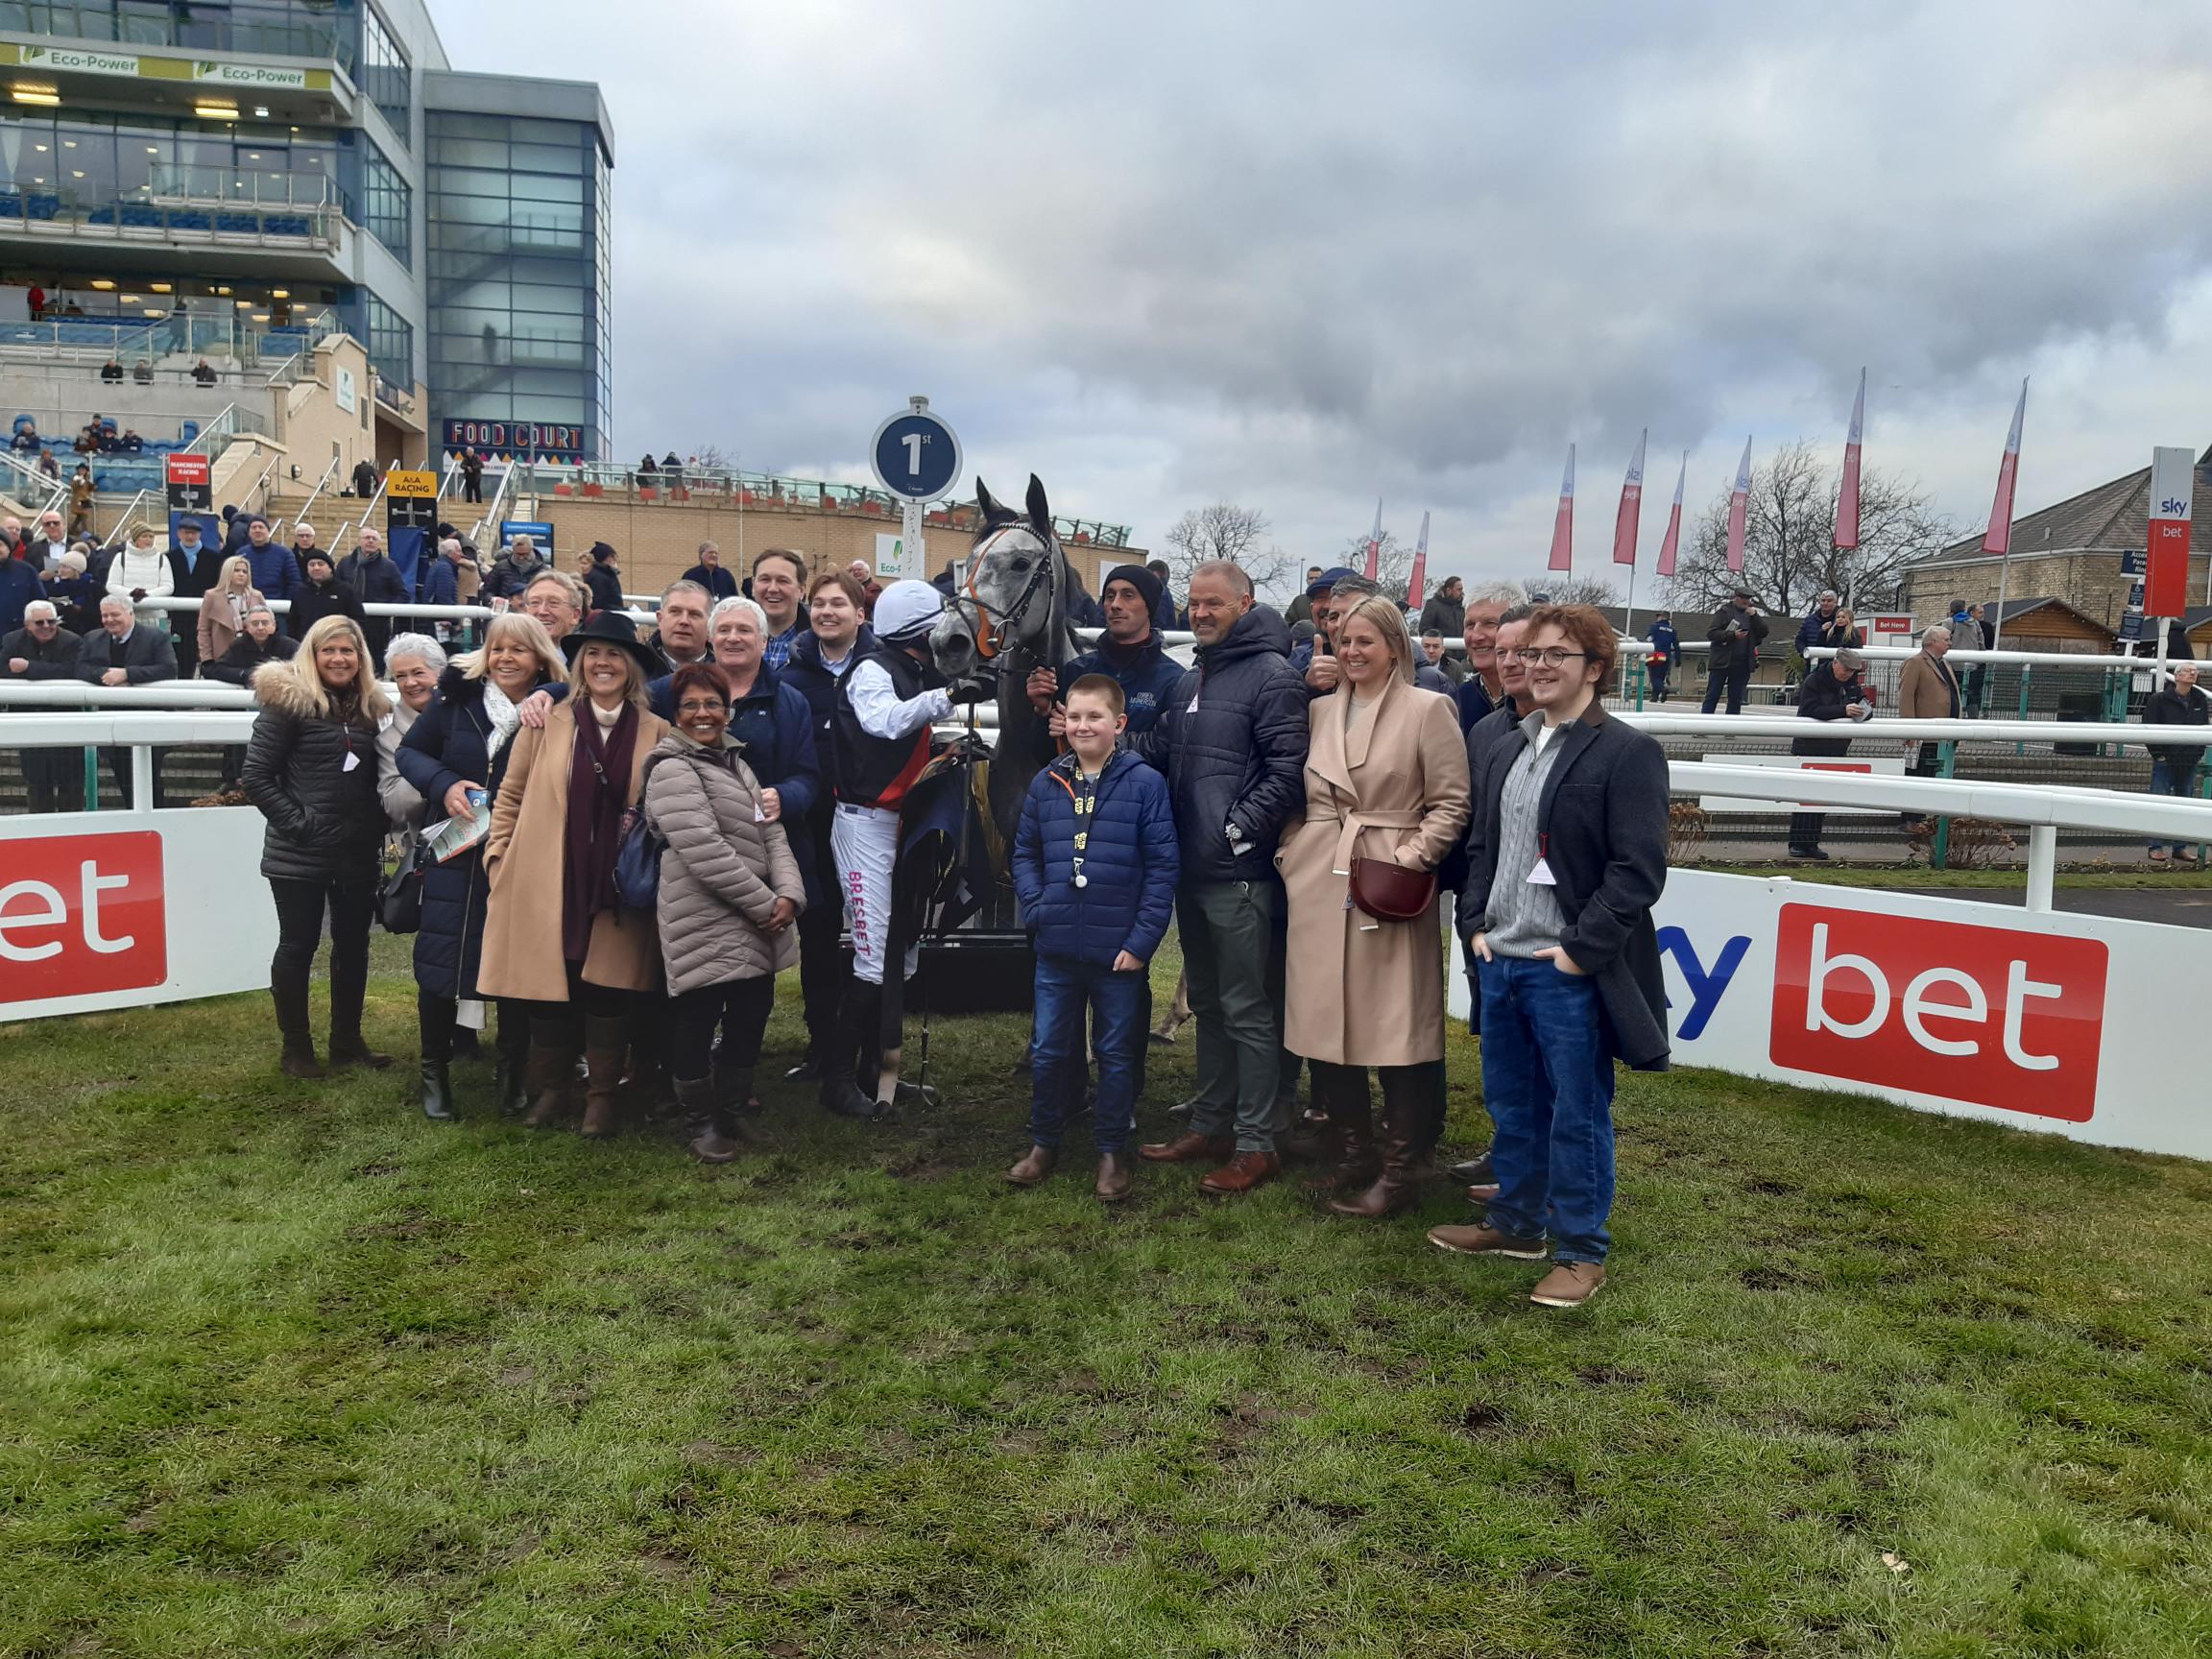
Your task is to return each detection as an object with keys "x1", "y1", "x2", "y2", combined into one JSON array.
[{"x1": 2026, "y1": 825, "x2": 2058, "y2": 912}]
